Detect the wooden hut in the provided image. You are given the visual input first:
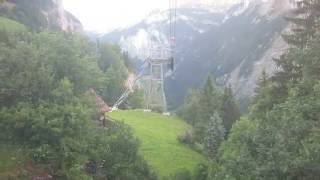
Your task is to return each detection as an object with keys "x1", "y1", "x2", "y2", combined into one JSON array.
[{"x1": 88, "y1": 89, "x2": 111, "y2": 126}]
